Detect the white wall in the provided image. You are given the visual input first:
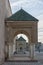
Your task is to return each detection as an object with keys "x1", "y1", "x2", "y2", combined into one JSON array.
[{"x1": 0, "y1": 0, "x2": 12, "y2": 62}]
